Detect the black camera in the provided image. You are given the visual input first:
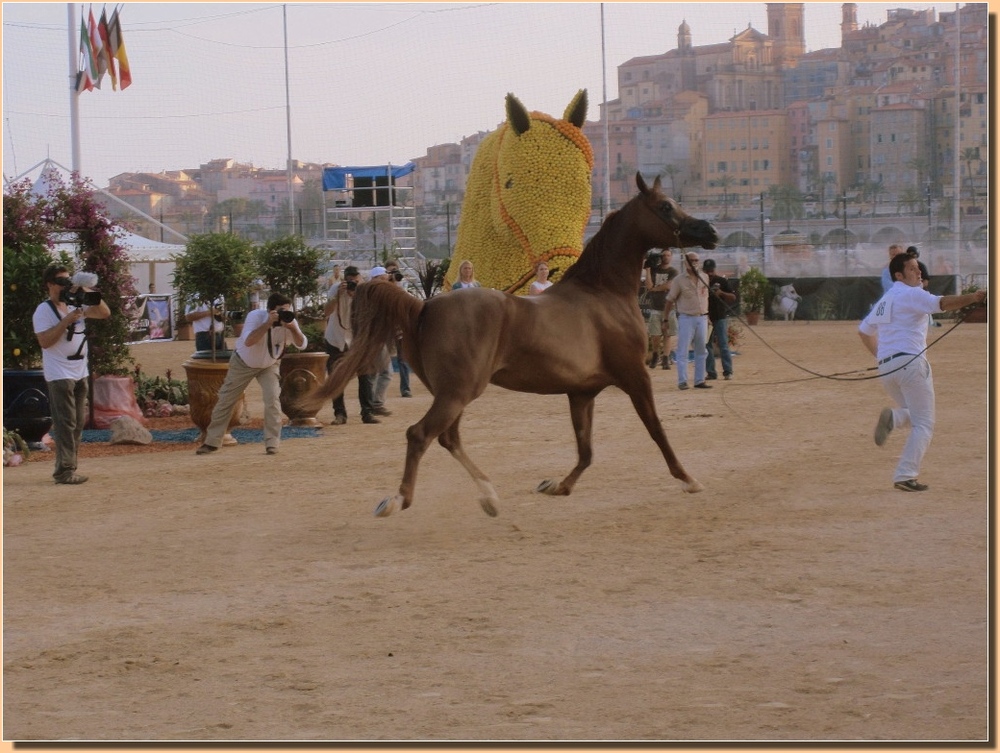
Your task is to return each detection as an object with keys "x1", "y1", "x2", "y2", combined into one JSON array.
[
  {"x1": 272, "y1": 309, "x2": 295, "y2": 327},
  {"x1": 58, "y1": 282, "x2": 102, "y2": 307},
  {"x1": 344, "y1": 280, "x2": 358, "y2": 292},
  {"x1": 391, "y1": 270, "x2": 404, "y2": 282},
  {"x1": 227, "y1": 310, "x2": 245, "y2": 322},
  {"x1": 644, "y1": 253, "x2": 662, "y2": 269}
]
